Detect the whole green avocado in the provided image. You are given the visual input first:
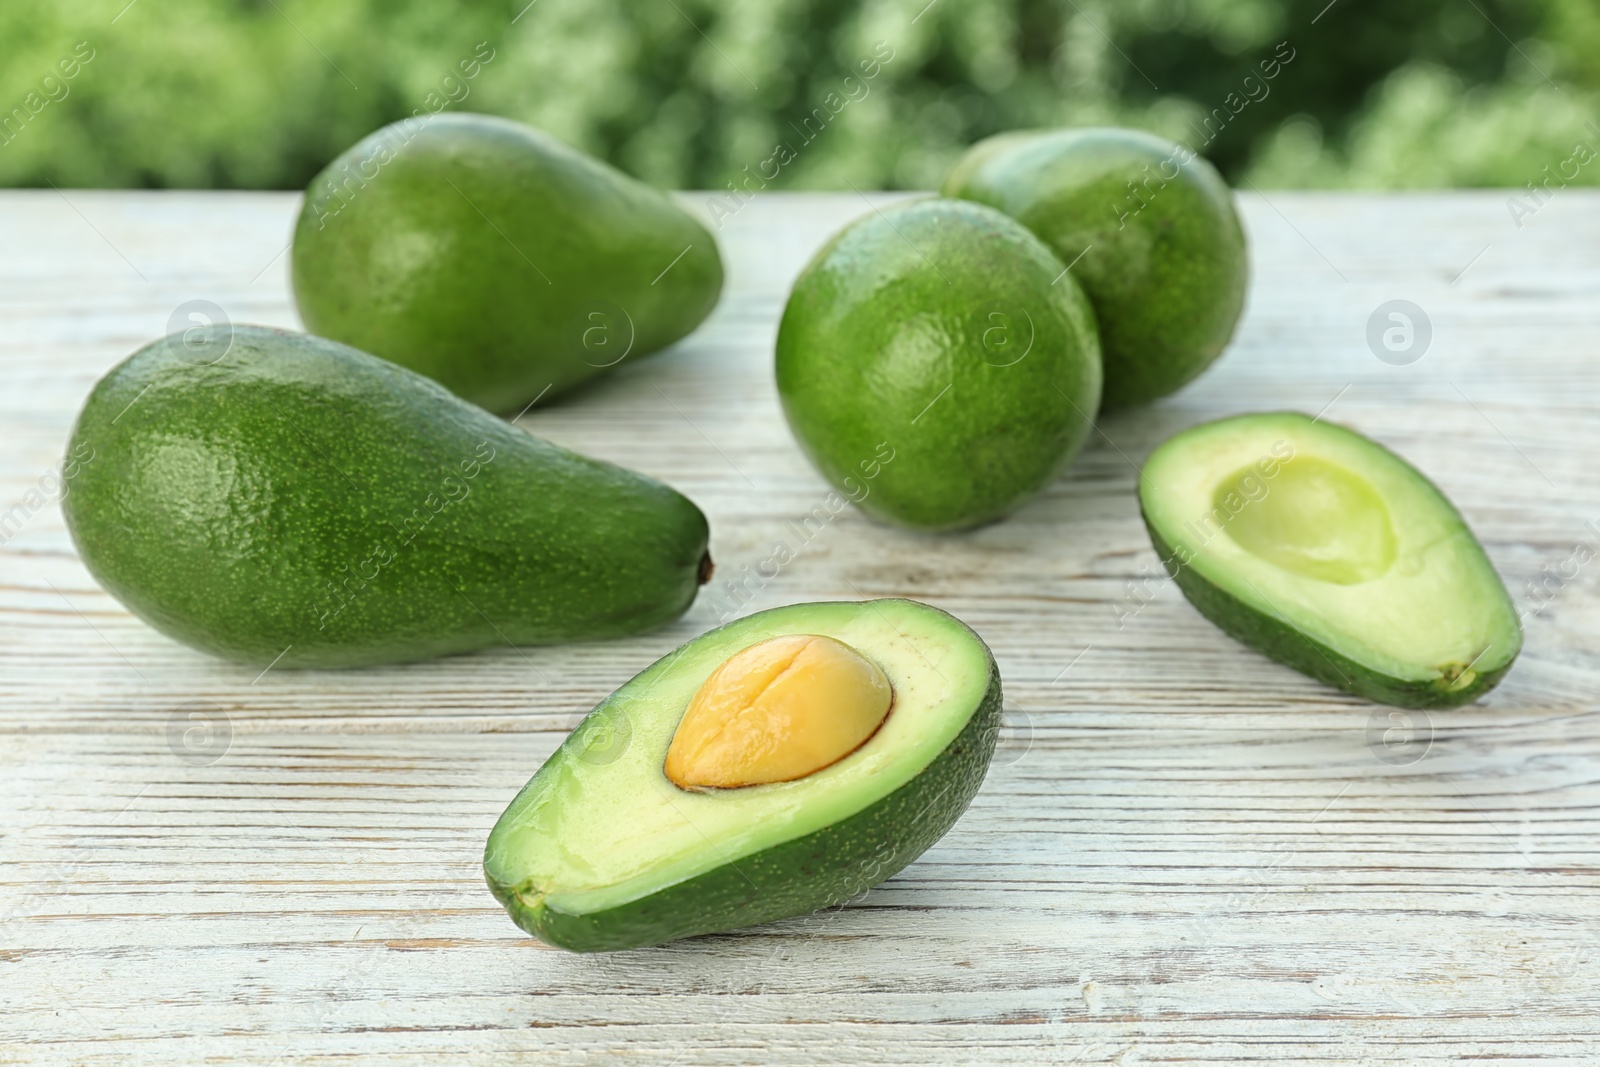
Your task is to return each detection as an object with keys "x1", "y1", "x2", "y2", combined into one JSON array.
[
  {"x1": 61, "y1": 326, "x2": 712, "y2": 668},
  {"x1": 776, "y1": 198, "x2": 1102, "y2": 532},
  {"x1": 291, "y1": 113, "x2": 724, "y2": 414},
  {"x1": 943, "y1": 127, "x2": 1248, "y2": 409}
]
